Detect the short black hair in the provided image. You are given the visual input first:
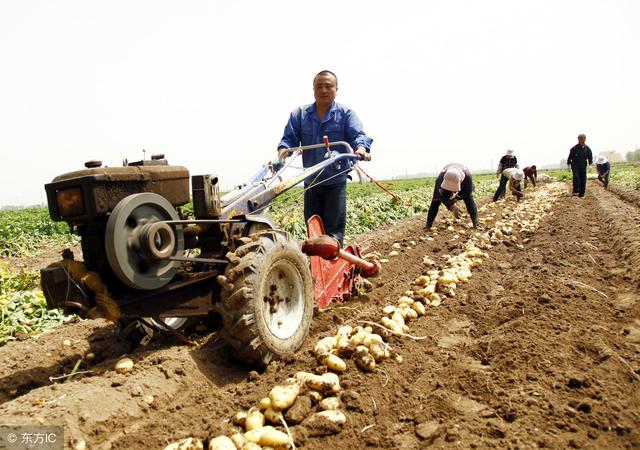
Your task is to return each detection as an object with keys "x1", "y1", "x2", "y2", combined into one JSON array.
[{"x1": 313, "y1": 70, "x2": 338, "y2": 87}]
